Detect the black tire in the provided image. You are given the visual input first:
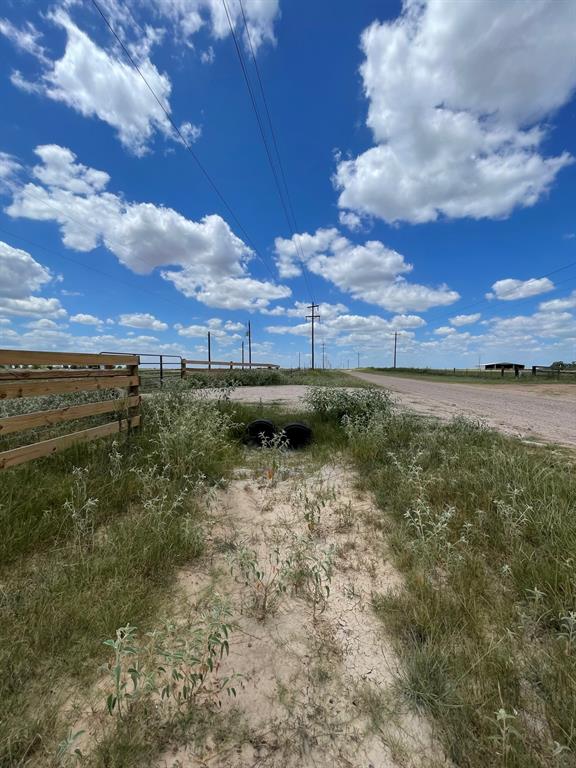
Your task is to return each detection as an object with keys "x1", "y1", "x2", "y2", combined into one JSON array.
[
  {"x1": 283, "y1": 422, "x2": 313, "y2": 449},
  {"x1": 245, "y1": 419, "x2": 277, "y2": 446}
]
